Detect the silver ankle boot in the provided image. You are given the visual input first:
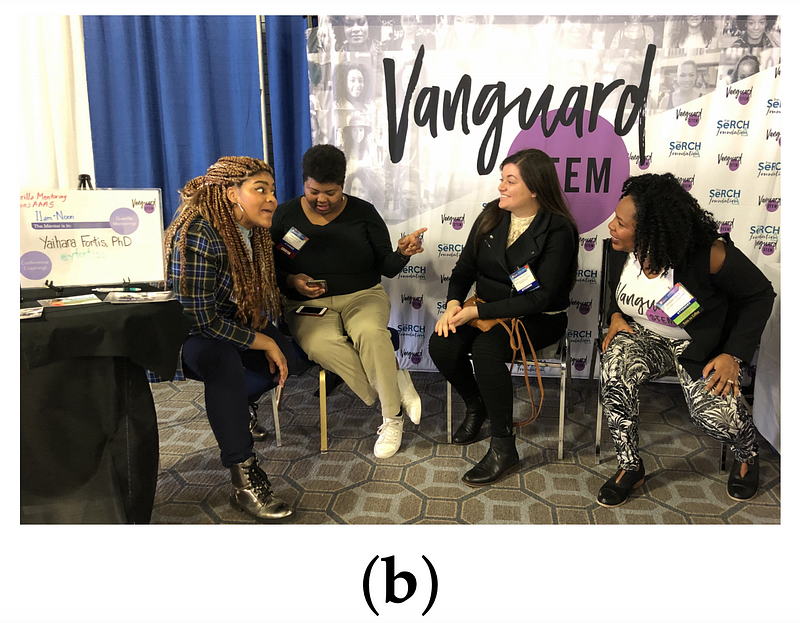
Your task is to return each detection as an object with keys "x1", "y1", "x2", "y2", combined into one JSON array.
[
  {"x1": 249, "y1": 403, "x2": 268, "y2": 442},
  {"x1": 229, "y1": 456, "x2": 293, "y2": 521}
]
